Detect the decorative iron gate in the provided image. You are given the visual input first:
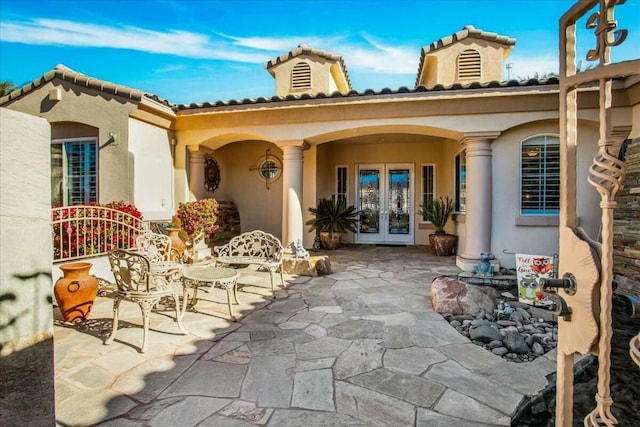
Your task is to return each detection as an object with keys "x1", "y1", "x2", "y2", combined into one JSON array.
[{"x1": 556, "y1": 1, "x2": 639, "y2": 425}]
